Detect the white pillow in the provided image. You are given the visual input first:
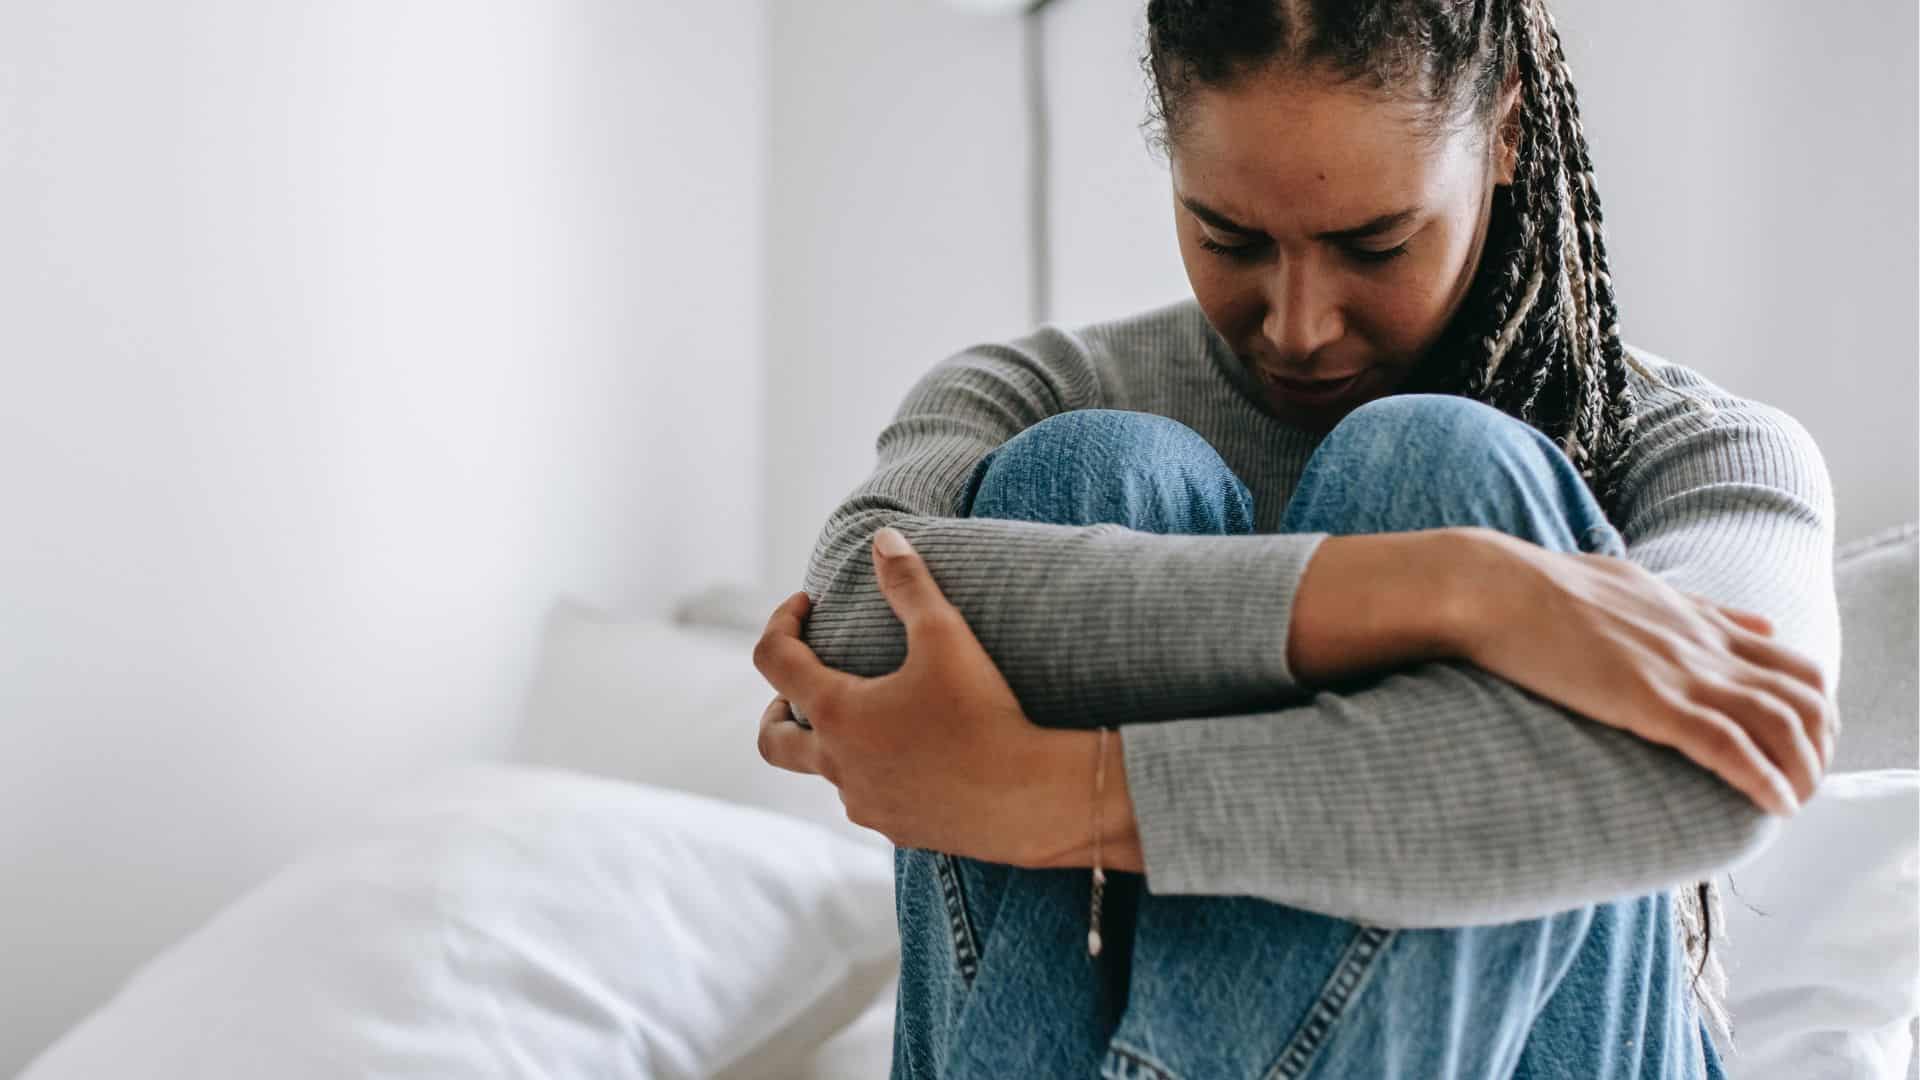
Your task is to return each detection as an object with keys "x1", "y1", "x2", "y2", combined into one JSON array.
[
  {"x1": 1721, "y1": 769, "x2": 1920, "y2": 1079},
  {"x1": 20, "y1": 763, "x2": 897, "y2": 1080},
  {"x1": 672, "y1": 582, "x2": 793, "y2": 636},
  {"x1": 515, "y1": 598, "x2": 887, "y2": 853}
]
